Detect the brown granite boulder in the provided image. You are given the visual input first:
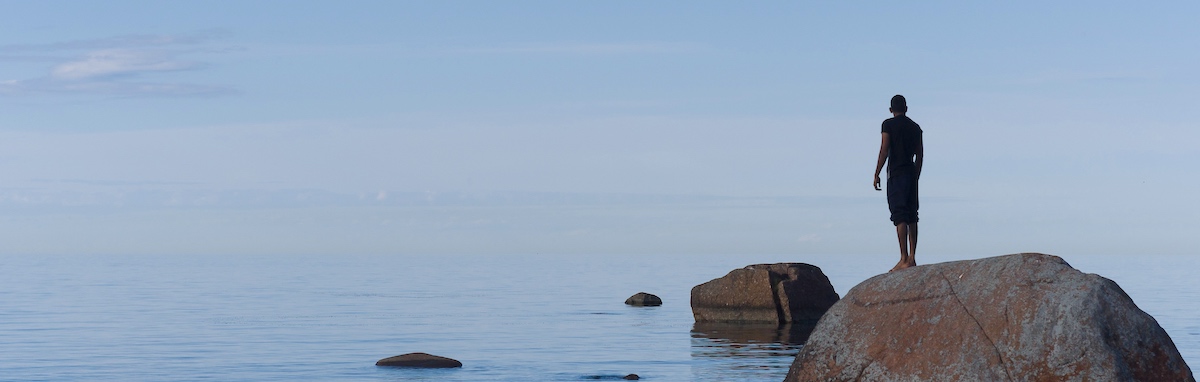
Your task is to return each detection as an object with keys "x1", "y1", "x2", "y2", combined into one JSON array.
[
  {"x1": 376, "y1": 352, "x2": 462, "y2": 368},
  {"x1": 624, "y1": 292, "x2": 662, "y2": 306},
  {"x1": 691, "y1": 263, "x2": 838, "y2": 324},
  {"x1": 785, "y1": 253, "x2": 1195, "y2": 382}
]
